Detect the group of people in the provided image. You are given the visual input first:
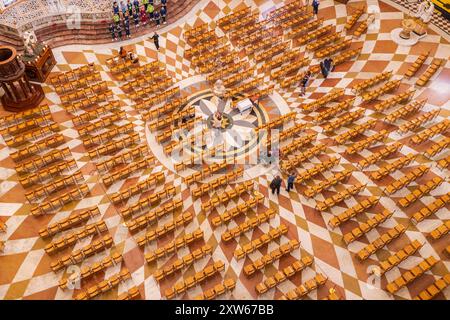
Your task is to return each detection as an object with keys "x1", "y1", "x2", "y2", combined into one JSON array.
[
  {"x1": 109, "y1": 0, "x2": 168, "y2": 41},
  {"x1": 270, "y1": 173, "x2": 297, "y2": 195}
]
